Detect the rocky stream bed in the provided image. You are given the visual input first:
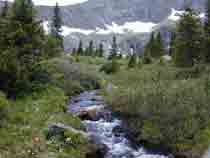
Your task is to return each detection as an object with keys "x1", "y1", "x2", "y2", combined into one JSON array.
[{"x1": 68, "y1": 90, "x2": 170, "y2": 158}]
